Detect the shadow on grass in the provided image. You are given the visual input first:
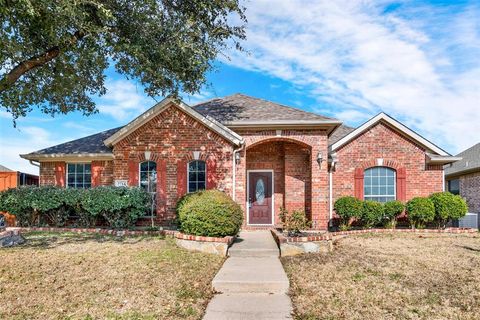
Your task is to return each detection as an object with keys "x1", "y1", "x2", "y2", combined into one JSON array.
[{"x1": 16, "y1": 231, "x2": 166, "y2": 250}]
